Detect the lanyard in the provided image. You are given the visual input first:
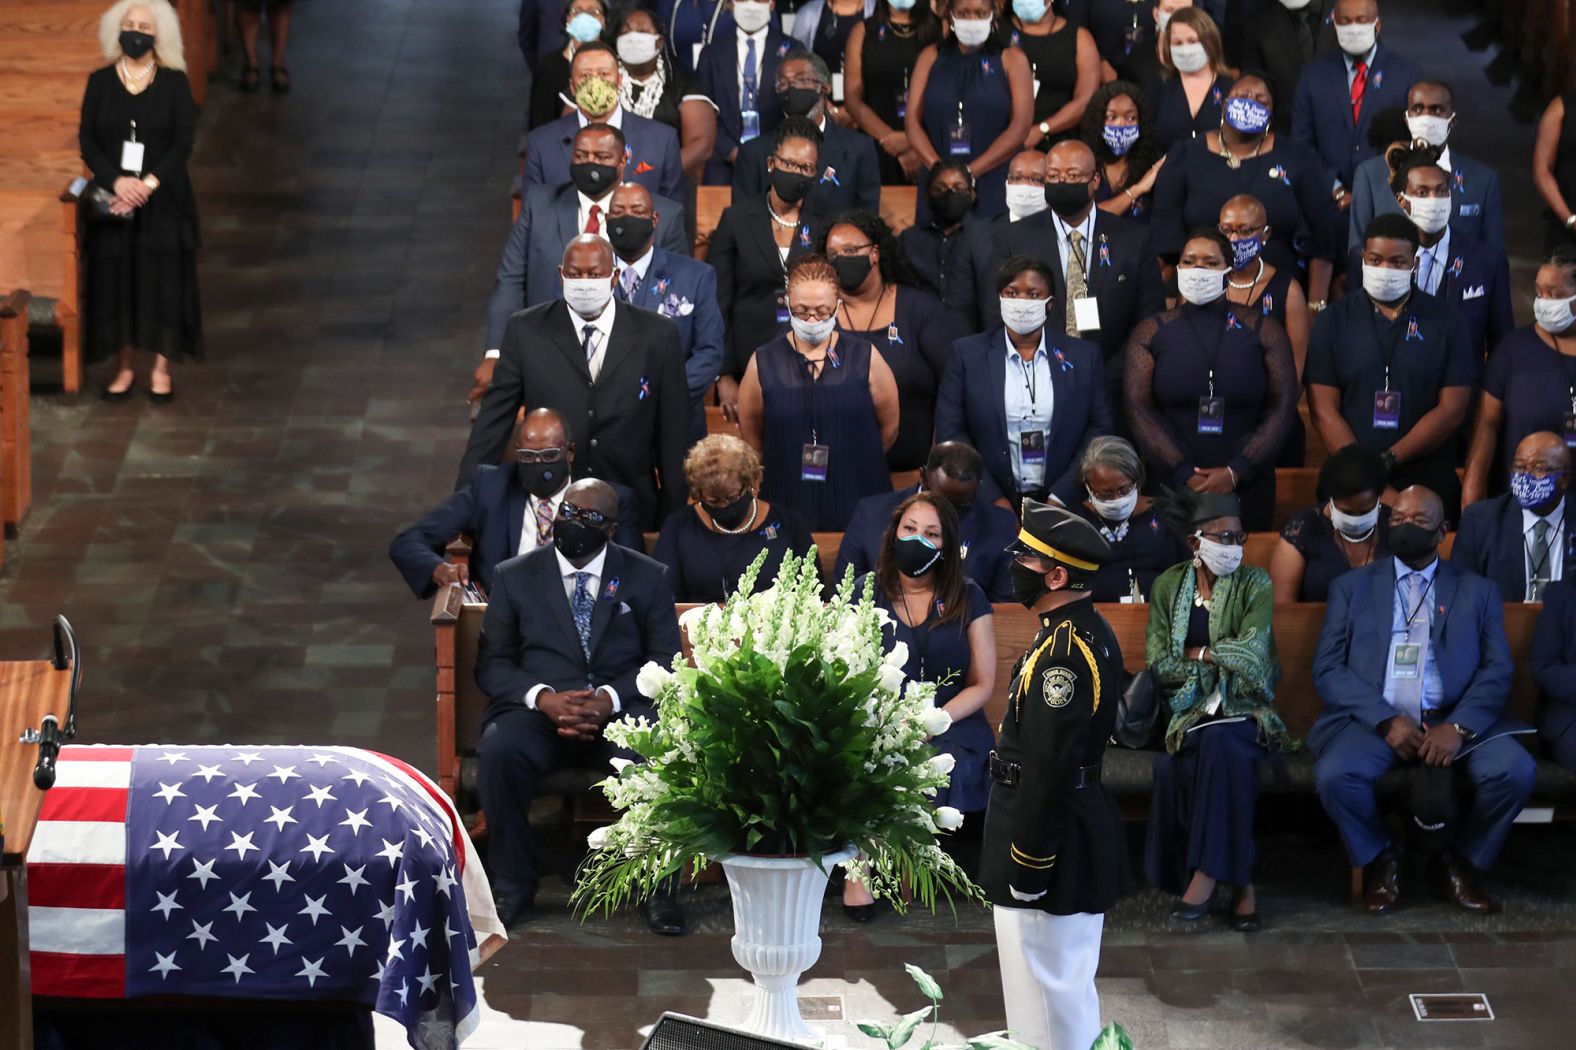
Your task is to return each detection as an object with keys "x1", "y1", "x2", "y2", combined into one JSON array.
[
  {"x1": 1524, "y1": 517, "x2": 1564, "y2": 583},
  {"x1": 1370, "y1": 297, "x2": 1411, "y2": 394},
  {"x1": 1178, "y1": 306, "x2": 1231, "y2": 398},
  {"x1": 1011, "y1": 349, "x2": 1043, "y2": 412},
  {"x1": 1394, "y1": 571, "x2": 1435, "y2": 632}
]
